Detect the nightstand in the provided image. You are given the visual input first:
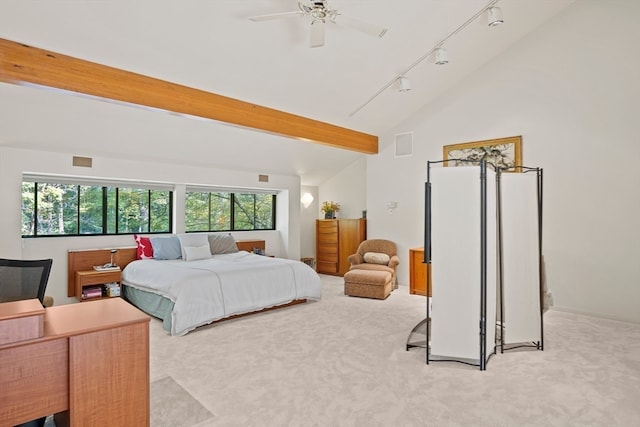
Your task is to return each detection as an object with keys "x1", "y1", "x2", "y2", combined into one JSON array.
[{"x1": 75, "y1": 269, "x2": 122, "y2": 301}]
